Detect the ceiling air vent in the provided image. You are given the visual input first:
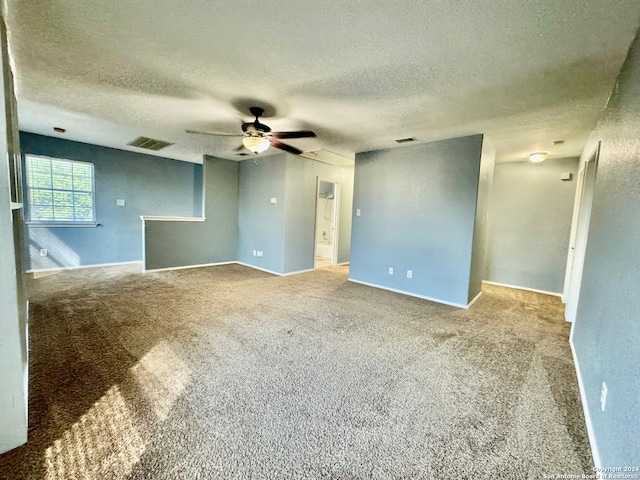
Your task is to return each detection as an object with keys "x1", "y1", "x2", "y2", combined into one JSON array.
[
  {"x1": 127, "y1": 136, "x2": 173, "y2": 151},
  {"x1": 395, "y1": 137, "x2": 415, "y2": 144}
]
